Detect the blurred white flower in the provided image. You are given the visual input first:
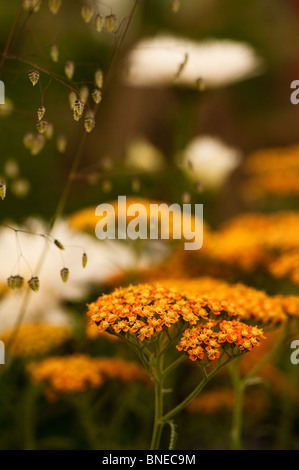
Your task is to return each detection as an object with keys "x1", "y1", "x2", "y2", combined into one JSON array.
[
  {"x1": 181, "y1": 135, "x2": 242, "y2": 190},
  {"x1": 125, "y1": 35, "x2": 264, "y2": 89},
  {"x1": 0, "y1": 219, "x2": 165, "y2": 334},
  {"x1": 125, "y1": 138, "x2": 165, "y2": 172}
]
